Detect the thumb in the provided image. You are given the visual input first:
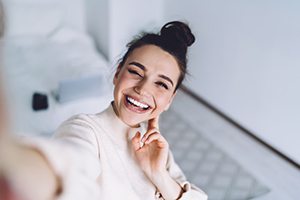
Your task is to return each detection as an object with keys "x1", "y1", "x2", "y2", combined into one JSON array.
[{"x1": 131, "y1": 131, "x2": 141, "y2": 151}]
